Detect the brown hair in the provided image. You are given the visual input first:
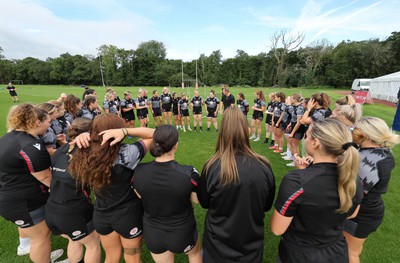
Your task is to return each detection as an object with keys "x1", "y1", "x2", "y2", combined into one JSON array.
[
  {"x1": 48, "y1": 100, "x2": 63, "y2": 109},
  {"x1": 311, "y1": 93, "x2": 331, "y2": 109},
  {"x1": 65, "y1": 94, "x2": 81, "y2": 118},
  {"x1": 83, "y1": 95, "x2": 97, "y2": 108},
  {"x1": 255, "y1": 90, "x2": 265, "y2": 101},
  {"x1": 275, "y1": 92, "x2": 286, "y2": 102},
  {"x1": 7, "y1": 104, "x2": 48, "y2": 131},
  {"x1": 69, "y1": 114, "x2": 126, "y2": 193},
  {"x1": 67, "y1": 118, "x2": 92, "y2": 140},
  {"x1": 37, "y1": 103, "x2": 57, "y2": 115},
  {"x1": 238, "y1": 92, "x2": 245, "y2": 99},
  {"x1": 150, "y1": 125, "x2": 178, "y2": 157},
  {"x1": 204, "y1": 108, "x2": 270, "y2": 185}
]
